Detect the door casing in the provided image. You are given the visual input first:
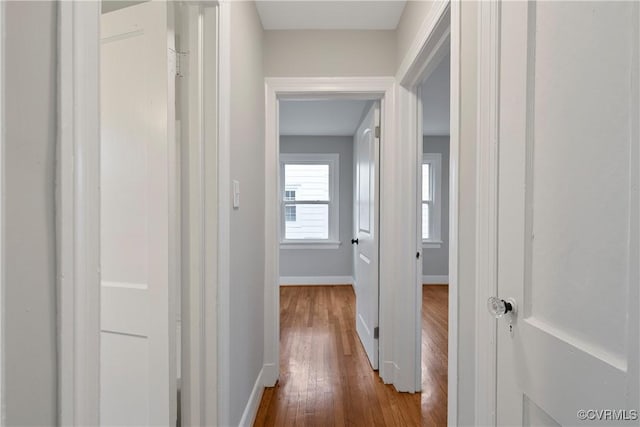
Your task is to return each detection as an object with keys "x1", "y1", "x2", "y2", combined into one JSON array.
[
  {"x1": 475, "y1": 1, "x2": 501, "y2": 424},
  {"x1": 0, "y1": 2, "x2": 5, "y2": 423},
  {"x1": 264, "y1": 78, "x2": 395, "y2": 387}
]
